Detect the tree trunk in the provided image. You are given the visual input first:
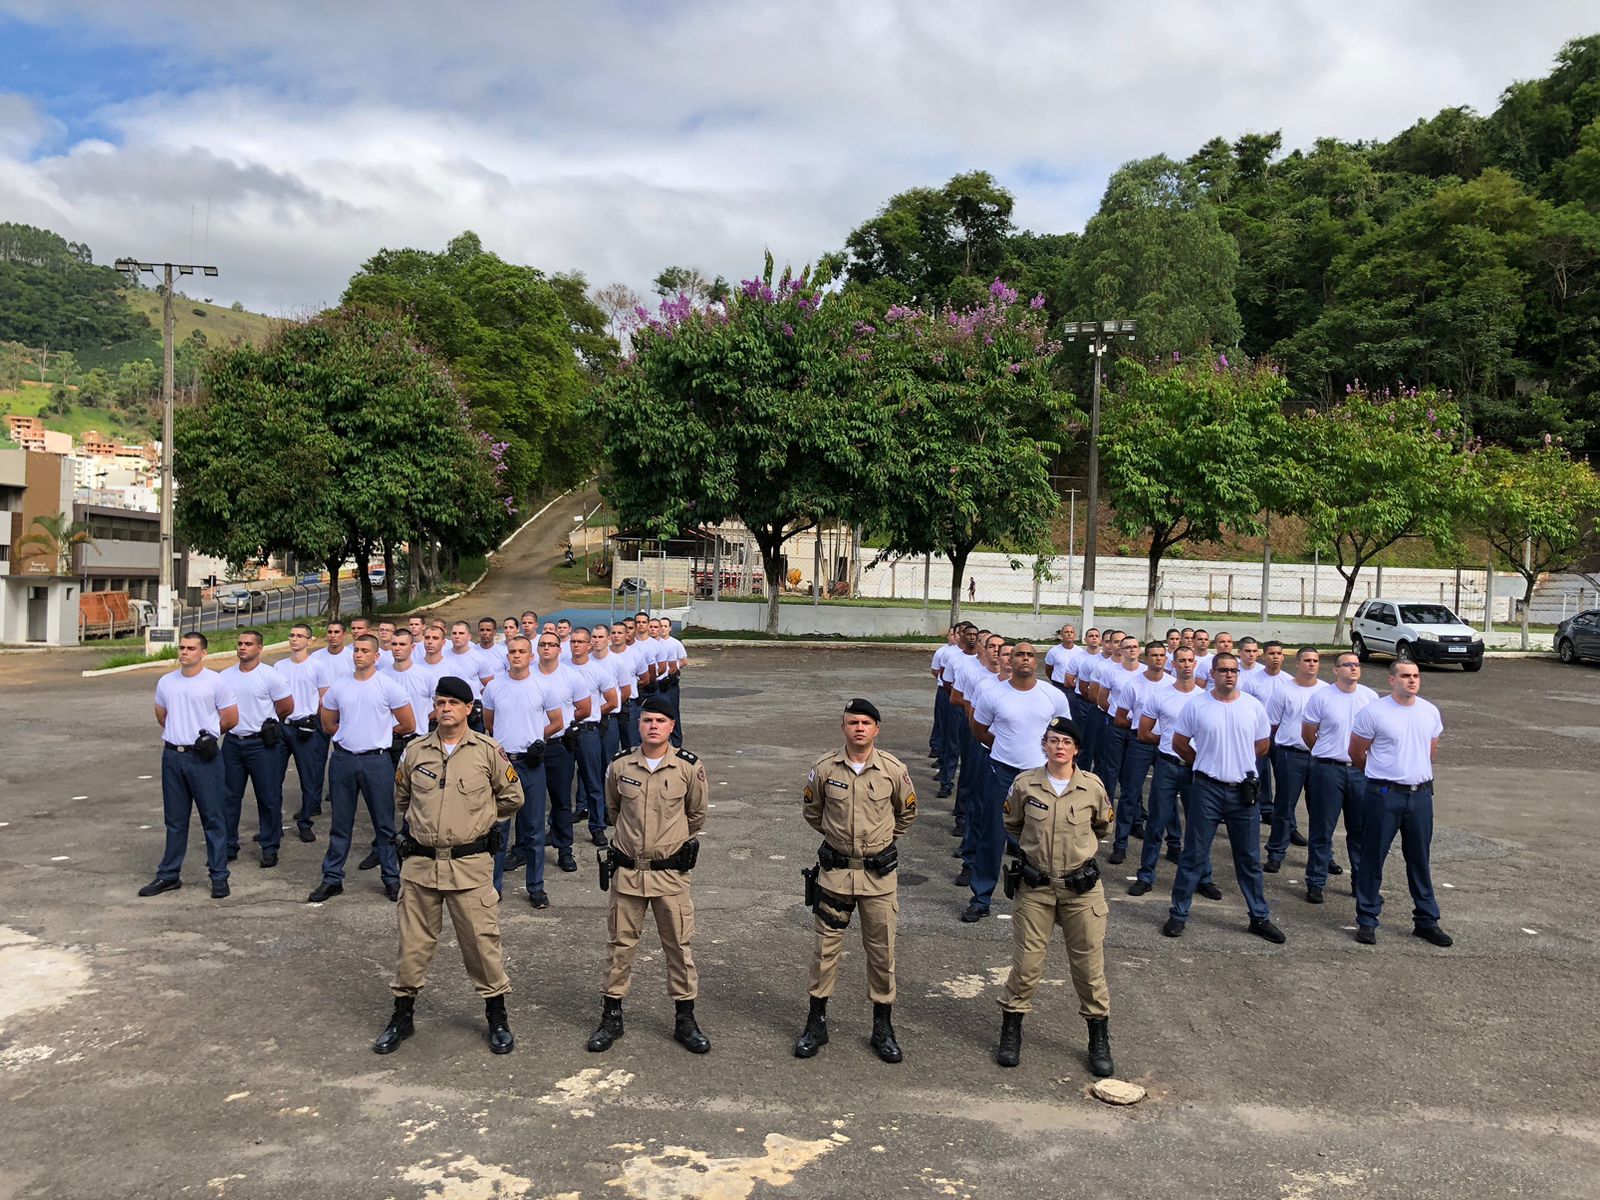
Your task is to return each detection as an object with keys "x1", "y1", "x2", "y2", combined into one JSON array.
[
  {"x1": 755, "y1": 528, "x2": 784, "y2": 636},
  {"x1": 383, "y1": 539, "x2": 397, "y2": 607},
  {"x1": 1520, "y1": 572, "x2": 1535, "y2": 651},
  {"x1": 1332, "y1": 567, "x2": 1361, "y2": 642},
  {"x1": 357, "y1": 539, "x2": 374, "y2": 616},
  {"x1": 947, "y1": 544, "x2": 972, "y2": 628},
  {"x1": 324, "y1": 557, "x2": 344, "y2": 621},
  {"x1": 1144, "y1": 544, "x2": 1164, "y2": 641}
]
